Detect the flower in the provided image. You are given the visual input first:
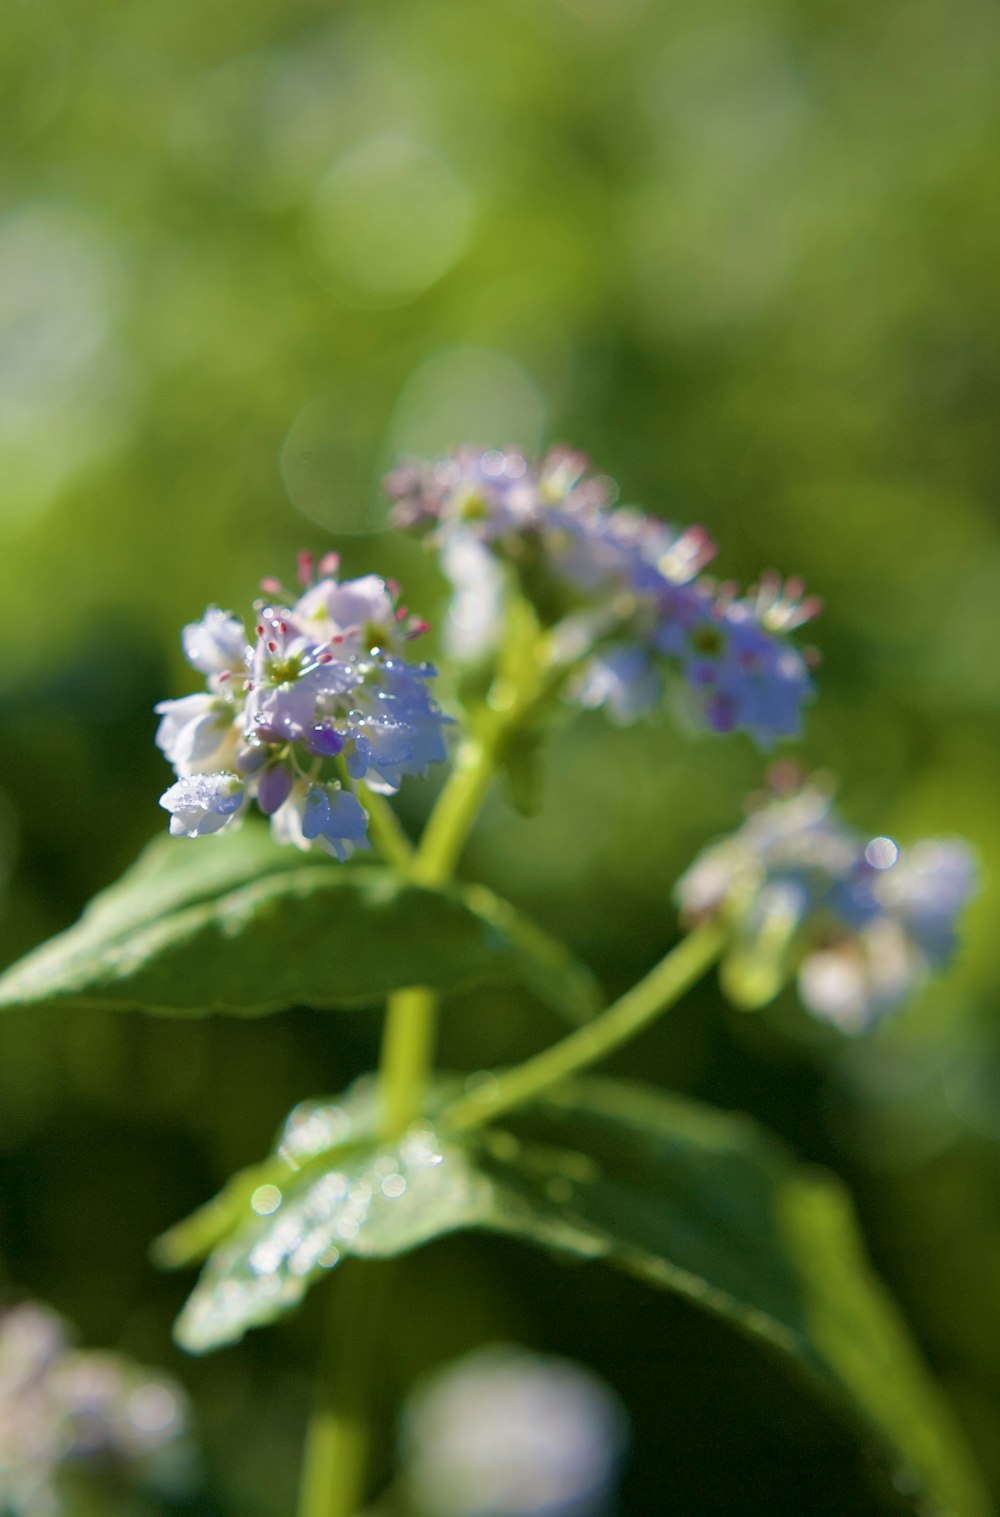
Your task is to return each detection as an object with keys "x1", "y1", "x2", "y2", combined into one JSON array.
[
  {"x1": 181, "y1": 605, "x2": 247, "y2": 683},
  {"x1": 159, "y1": 772, "x2": 245, "y2": 838},
  {"x1": 676, "y1": 773, "x2": 979, "y2": 1030},
  {"x1": 0, "y1": 1300, "x2": 191, "y2": 1516},
  {"x1": 269, "y1": 779, "x2": 370, "y2": 862},
  {"x1": 154, "y1": 693, "x2": 239, "y2": 775},
  {"x1": 155, "y1": 566, "x2": 449, "y2": 856},
  {"x1": 399, "y1": 1345, "x2": 628, "y2": 1517},
  {"x1": 385, "y1": 446, "x2": 817, "y2": 748}
]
